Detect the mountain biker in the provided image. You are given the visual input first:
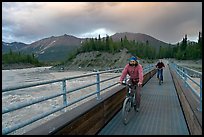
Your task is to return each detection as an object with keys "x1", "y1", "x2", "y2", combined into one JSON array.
[
  {"x1": 155, "y1": 59, "x2": 165, "y2": 83},
  {"x1": 119, "y1": 56, "x2": 143, "y2": 112}
]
